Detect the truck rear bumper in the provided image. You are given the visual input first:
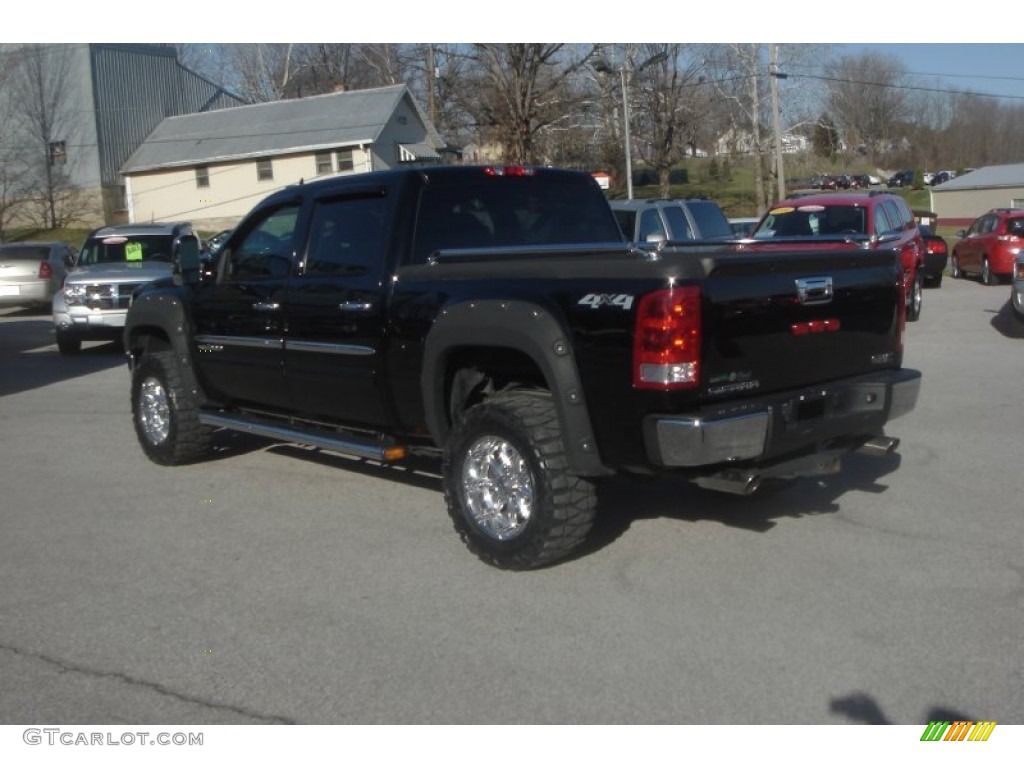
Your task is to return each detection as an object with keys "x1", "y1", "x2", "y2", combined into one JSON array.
[{"x1": 645, "y1": 368, "x2": 921, "y2": 468}]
